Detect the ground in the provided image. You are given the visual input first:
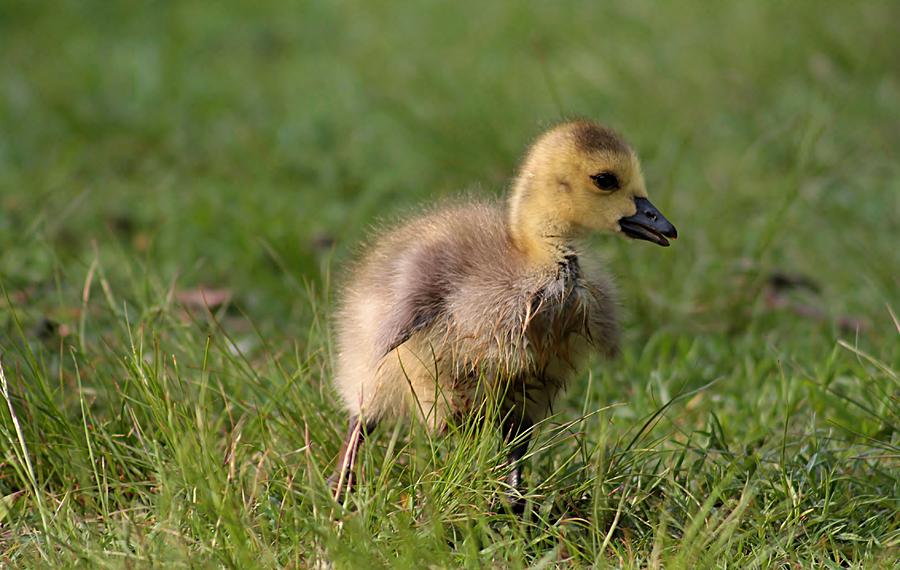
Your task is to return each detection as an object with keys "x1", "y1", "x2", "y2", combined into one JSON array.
[{"x1": 0, "y1": 1, "x2": 898, "y2": 567}]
